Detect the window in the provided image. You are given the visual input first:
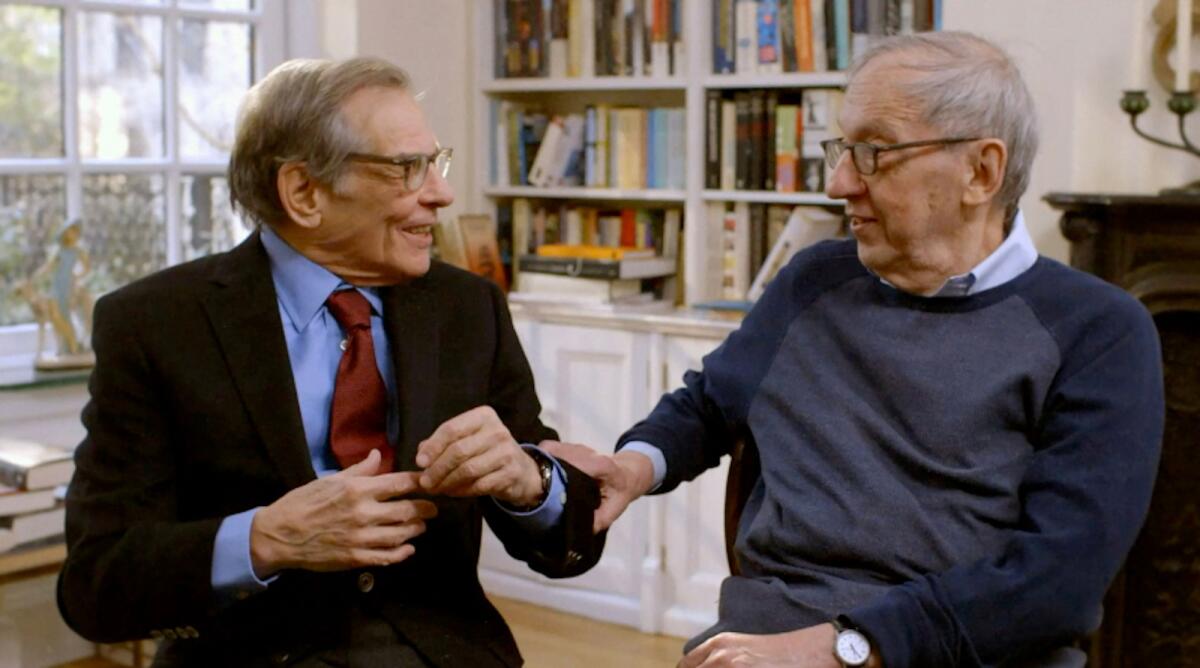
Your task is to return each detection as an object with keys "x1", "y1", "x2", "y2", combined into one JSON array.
[{"x1": 0, "y1": 0, "x2": 286, "y2": 334}]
